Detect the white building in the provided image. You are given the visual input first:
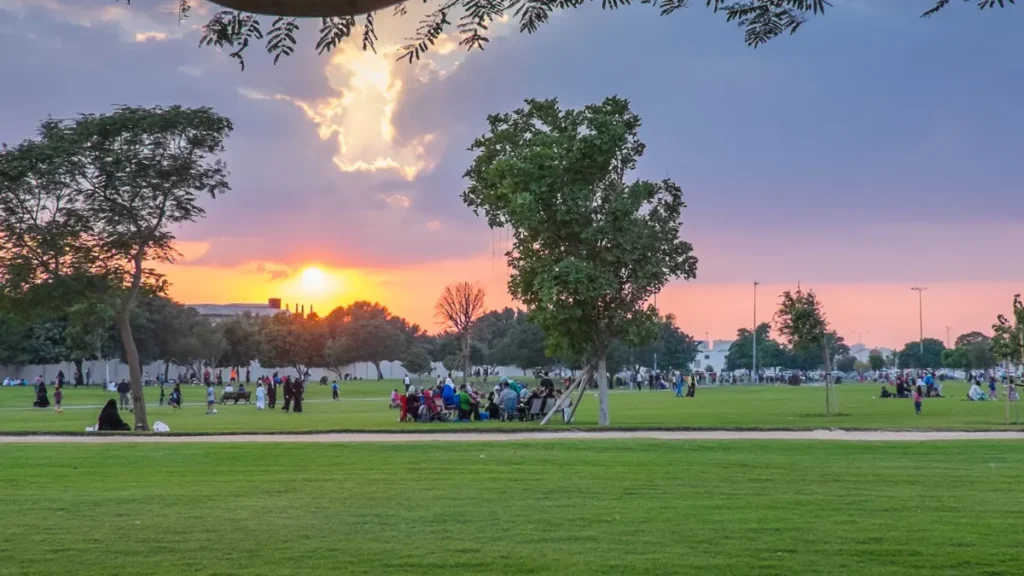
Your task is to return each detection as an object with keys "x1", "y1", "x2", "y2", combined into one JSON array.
[{"x1": 690, "y1": 340, "x2": 732, "y2": 374}]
